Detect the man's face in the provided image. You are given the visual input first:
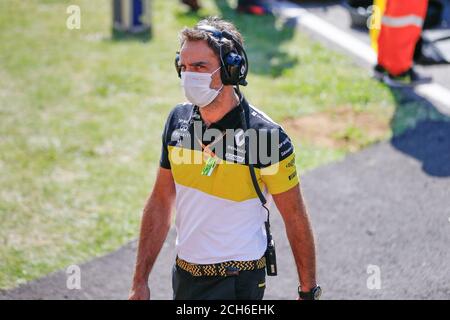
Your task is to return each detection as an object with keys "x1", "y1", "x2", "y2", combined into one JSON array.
[{"x1": 178, "y1": 40, "x2": 223, "y2": 90}]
